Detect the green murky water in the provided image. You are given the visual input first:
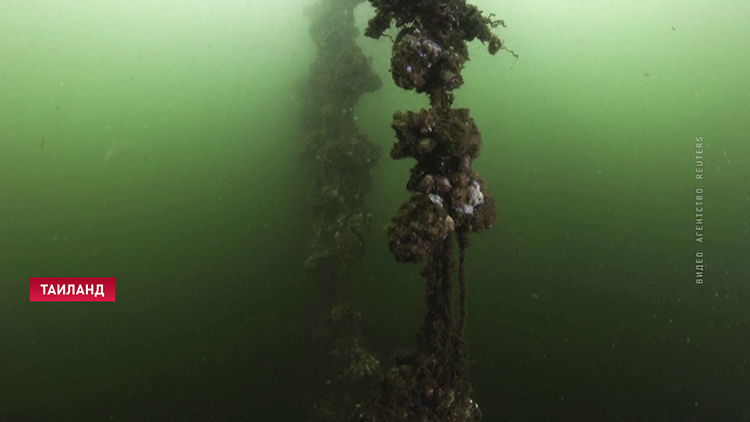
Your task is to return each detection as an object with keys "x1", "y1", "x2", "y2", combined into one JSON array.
[{"x1": 1, "y1": 0, "x2": 748, "y2": 420}]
